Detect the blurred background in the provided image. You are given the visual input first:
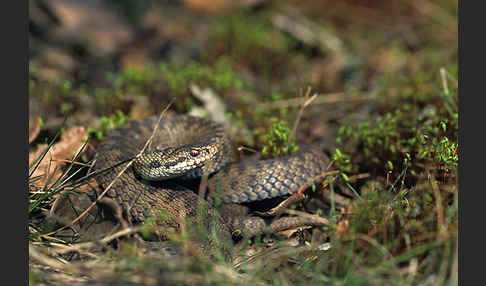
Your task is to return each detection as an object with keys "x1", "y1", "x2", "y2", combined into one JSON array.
[{"x1": 29, "y1": 0, "x2": 457, "y2": 130}]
